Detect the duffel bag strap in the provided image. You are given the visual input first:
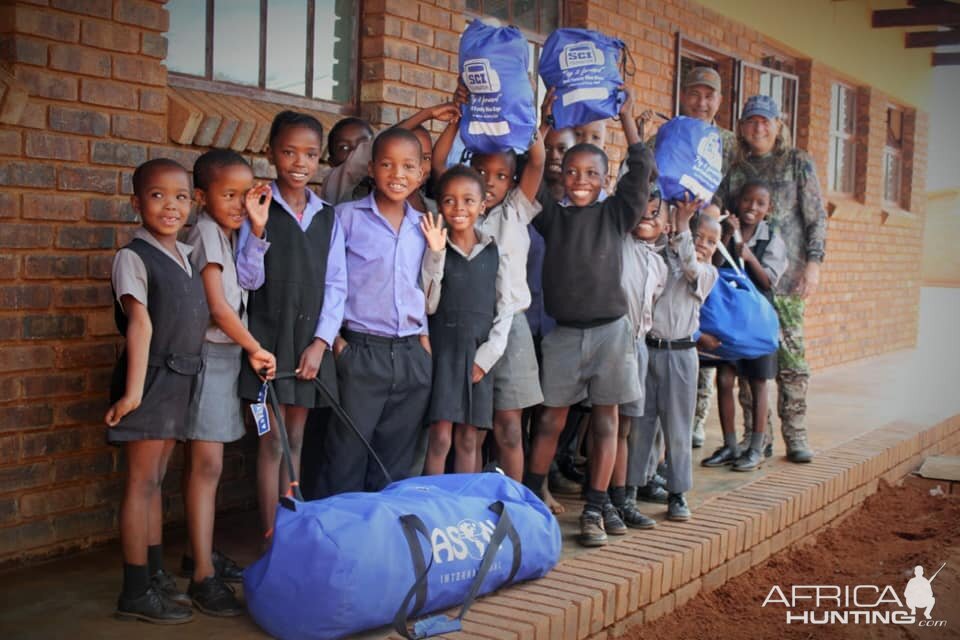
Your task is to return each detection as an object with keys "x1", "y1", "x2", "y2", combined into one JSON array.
[
  {"x1": 395, "y1": 500, "x2": 522, "y2": 639},
  {"x1": 393, "y1": 513, "x2": 435, "y2": 638}
]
